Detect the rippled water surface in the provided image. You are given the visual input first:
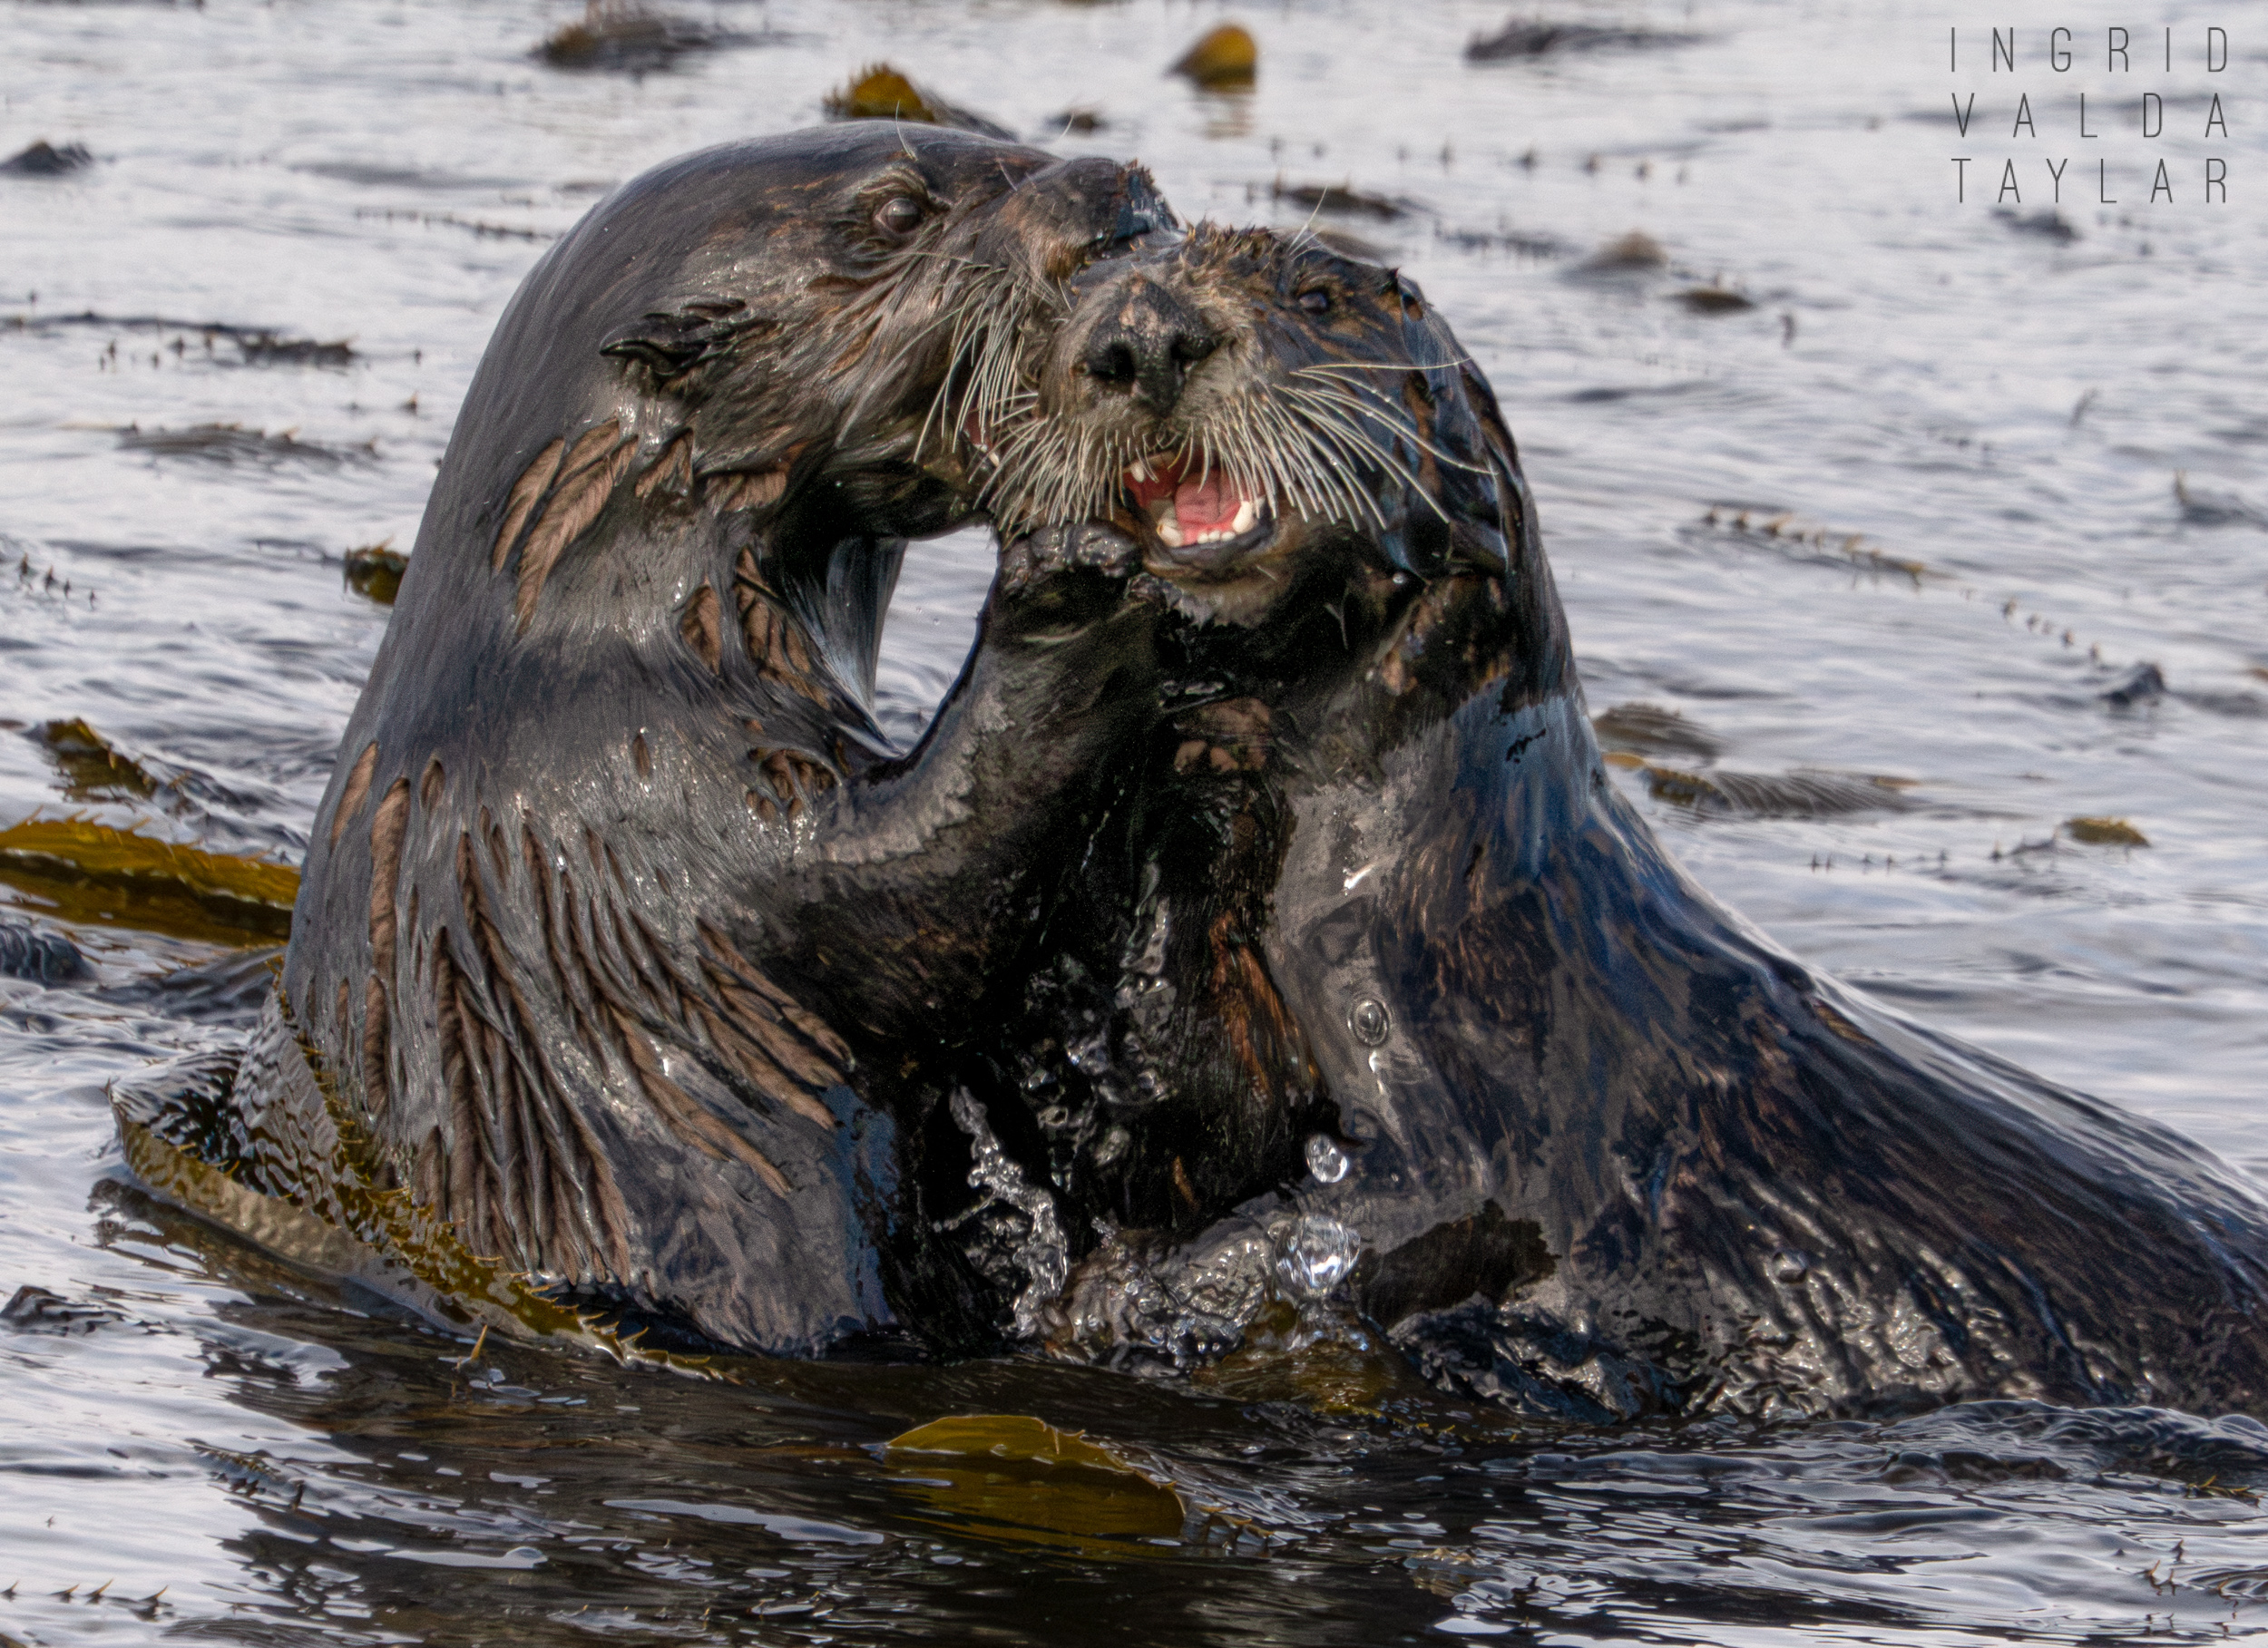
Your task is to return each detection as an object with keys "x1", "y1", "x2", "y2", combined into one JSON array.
[{"x1": 5, "y1": 0, "x2": 2267, "y2": 1640}]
